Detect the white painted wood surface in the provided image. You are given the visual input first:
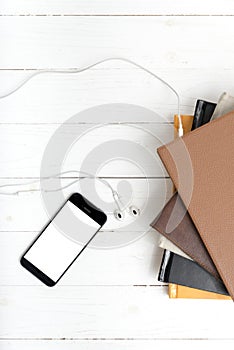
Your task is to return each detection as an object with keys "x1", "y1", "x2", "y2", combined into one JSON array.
[
  {"x1": 1, "y1": 0, "x2": 234, "y2": 15},
  {"x1": 0, "y1": 286, "x2": 233, "y2": 339},
  {"x1": 2, "y1": 16, "x2": 234, "y2": 69},
  {"x1": 1, "y1": 340, "x2": 234, "y2": 350},
  {"x1": 1, "y1": 1, "x2": 234, "y2": 349}
]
